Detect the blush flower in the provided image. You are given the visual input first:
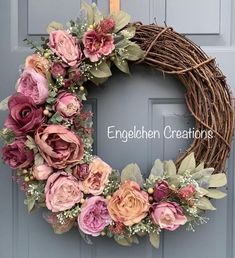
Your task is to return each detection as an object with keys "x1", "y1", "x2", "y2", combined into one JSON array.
[
  {"x1": 4, "y1": 93, "x2": 44, "y2": 136},
  {"x1": 78, "y1": 196, "x2": 111, "y2": 236},
  {"x1": 99, "y1": 18, "x2": 116, "y2": 33},
  {"x1": 151, "y1": 202, "x2": 187, "y2": 231},
  {"x1": 45, "y1": 171, "x2": 83, "y2": 212},
  {"x1": 107, "y1": 180, "x2": 150, "y2": 226},
  {"x1": 32, "y1": 164, "x2": 53, "y2": 180},
  {"x1": 79, "y1": 157, "x2": 112, "y2": 195},
  {"x1": 2, "y1": 138, "x2": 34, "y2": 169},
  {"x1": 35, "y1": 125, "x2": 84, "y2": 169},
  {"x1": 25, "y1": 54, "x2": 49, "y2": 77},
  {"x1": 83, "y1": 30, "x2": 115, "y2": 62},
  {"x1": 48, "y1": 30, "x2": 82, "y2": 66},
  {"x1": 16, "y1": 68, "x2": 49, "y2": 105}
]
